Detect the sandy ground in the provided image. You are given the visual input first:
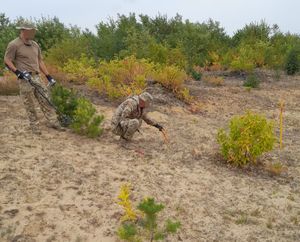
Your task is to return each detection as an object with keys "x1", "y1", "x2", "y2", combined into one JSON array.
[{"x1": 0, "y1": 73, "x2": 300, "y2": 242}]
